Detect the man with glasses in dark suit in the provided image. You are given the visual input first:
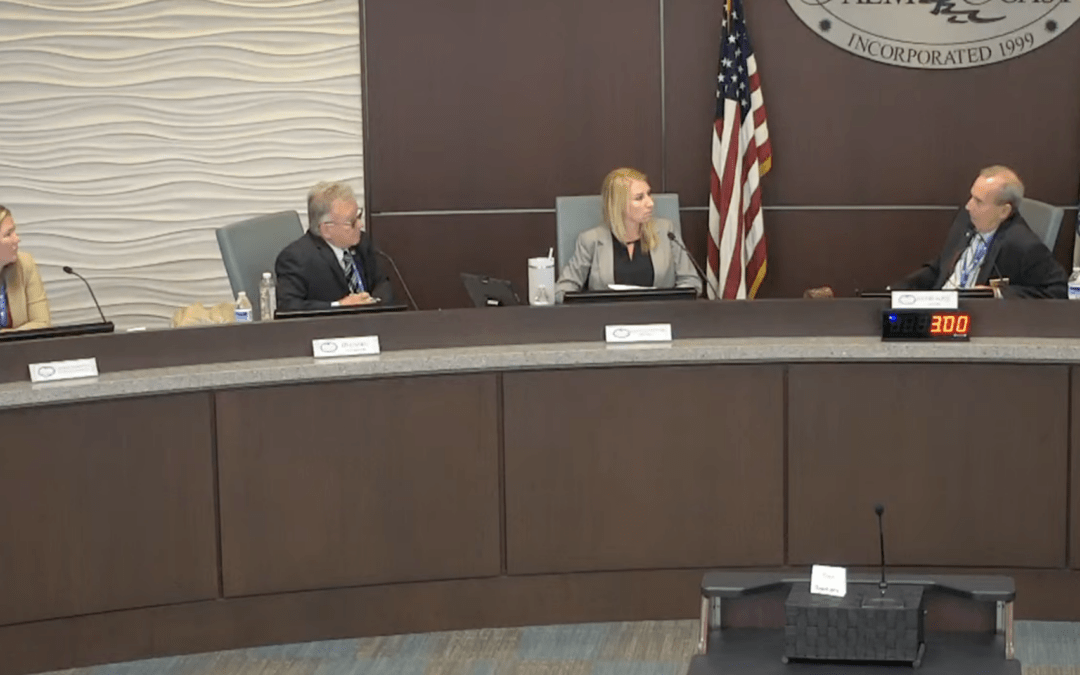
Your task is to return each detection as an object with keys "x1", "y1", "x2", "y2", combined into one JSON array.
[{"x1": 275, "y1": 181, "x2": 395, "y2": 311}]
